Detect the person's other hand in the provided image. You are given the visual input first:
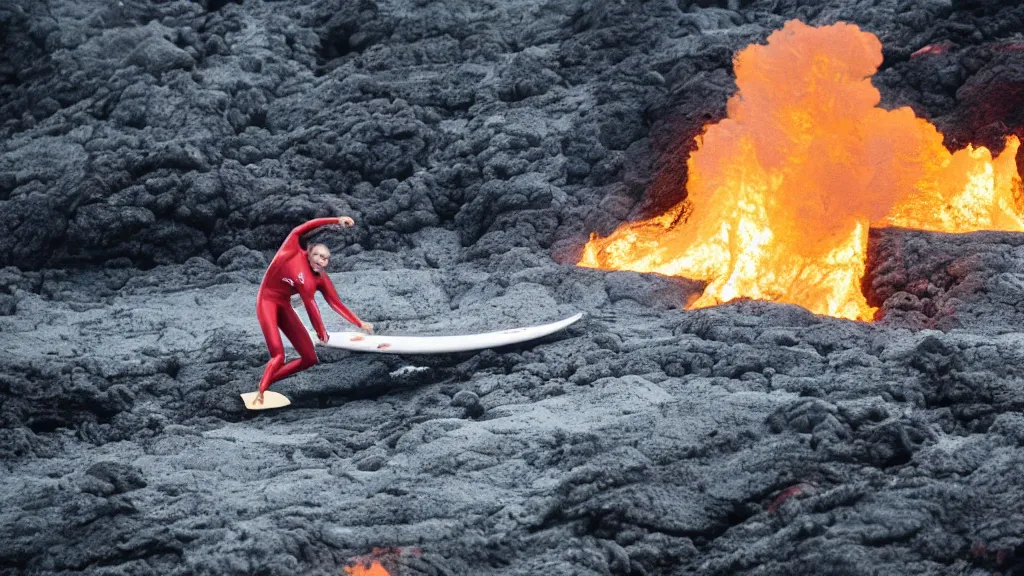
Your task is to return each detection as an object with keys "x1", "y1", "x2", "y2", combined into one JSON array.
[
  {"x1": 360, "y1": 321, "x2": 374, "y2": 334},
  {"x1": 337, "y1": 216, "x2": 354, "y2": 228}
]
